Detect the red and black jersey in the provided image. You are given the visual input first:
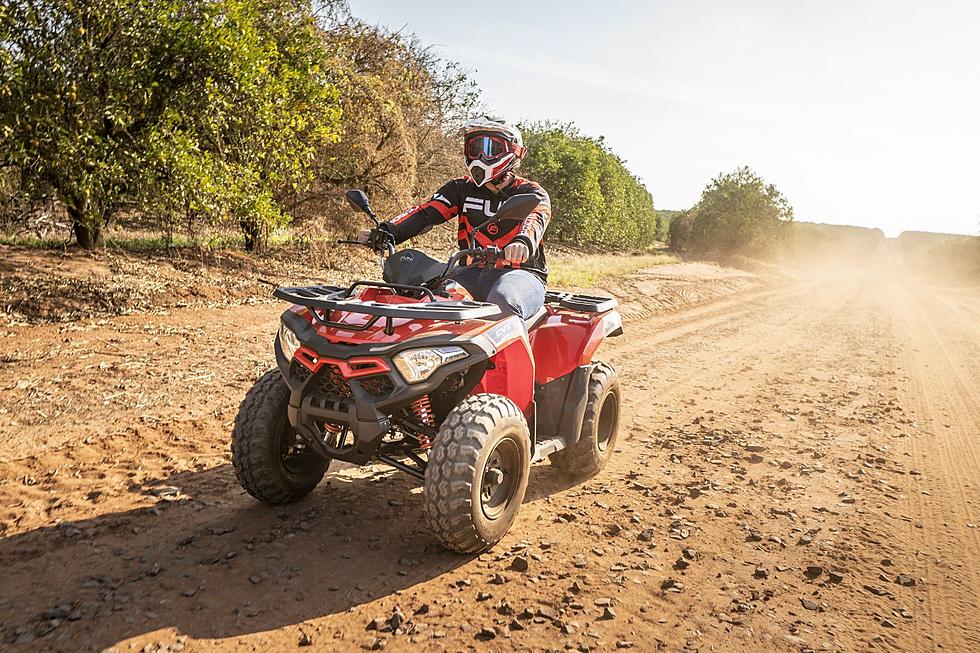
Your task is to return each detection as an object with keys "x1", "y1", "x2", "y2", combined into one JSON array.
[{"x1": 380, "y1": 174, "x2": 552, "y2": 281}]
